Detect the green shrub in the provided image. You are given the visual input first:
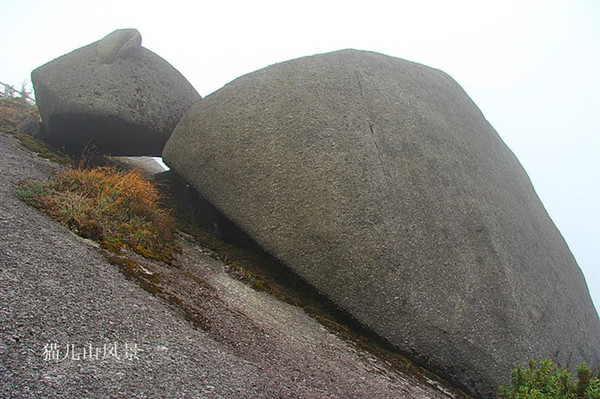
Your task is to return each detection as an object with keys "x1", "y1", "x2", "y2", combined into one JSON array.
[{"x1": 497, "y1": 358, "x2": 600, "y2": 399}]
